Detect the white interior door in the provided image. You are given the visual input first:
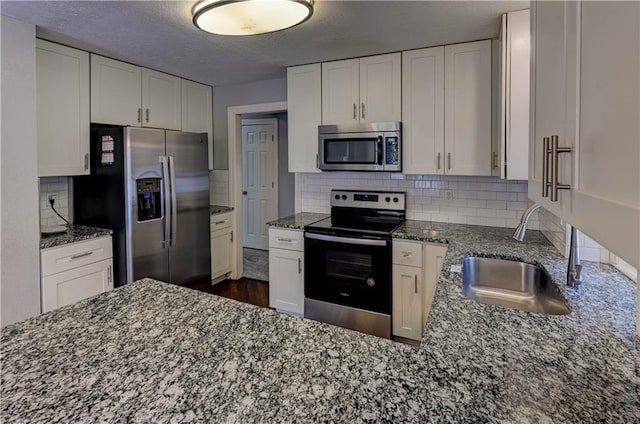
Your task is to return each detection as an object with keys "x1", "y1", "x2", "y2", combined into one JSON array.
[{"x1": 242, "y1": 119, "x2": 278, "y2": 250}]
